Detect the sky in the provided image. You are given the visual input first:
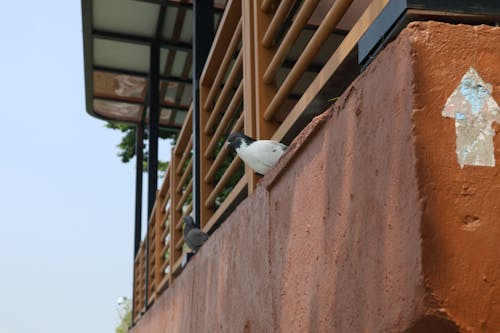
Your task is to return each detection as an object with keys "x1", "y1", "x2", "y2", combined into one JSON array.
[{"x1": 0, "y1": 2, "x2": 152, "y2": 332}]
